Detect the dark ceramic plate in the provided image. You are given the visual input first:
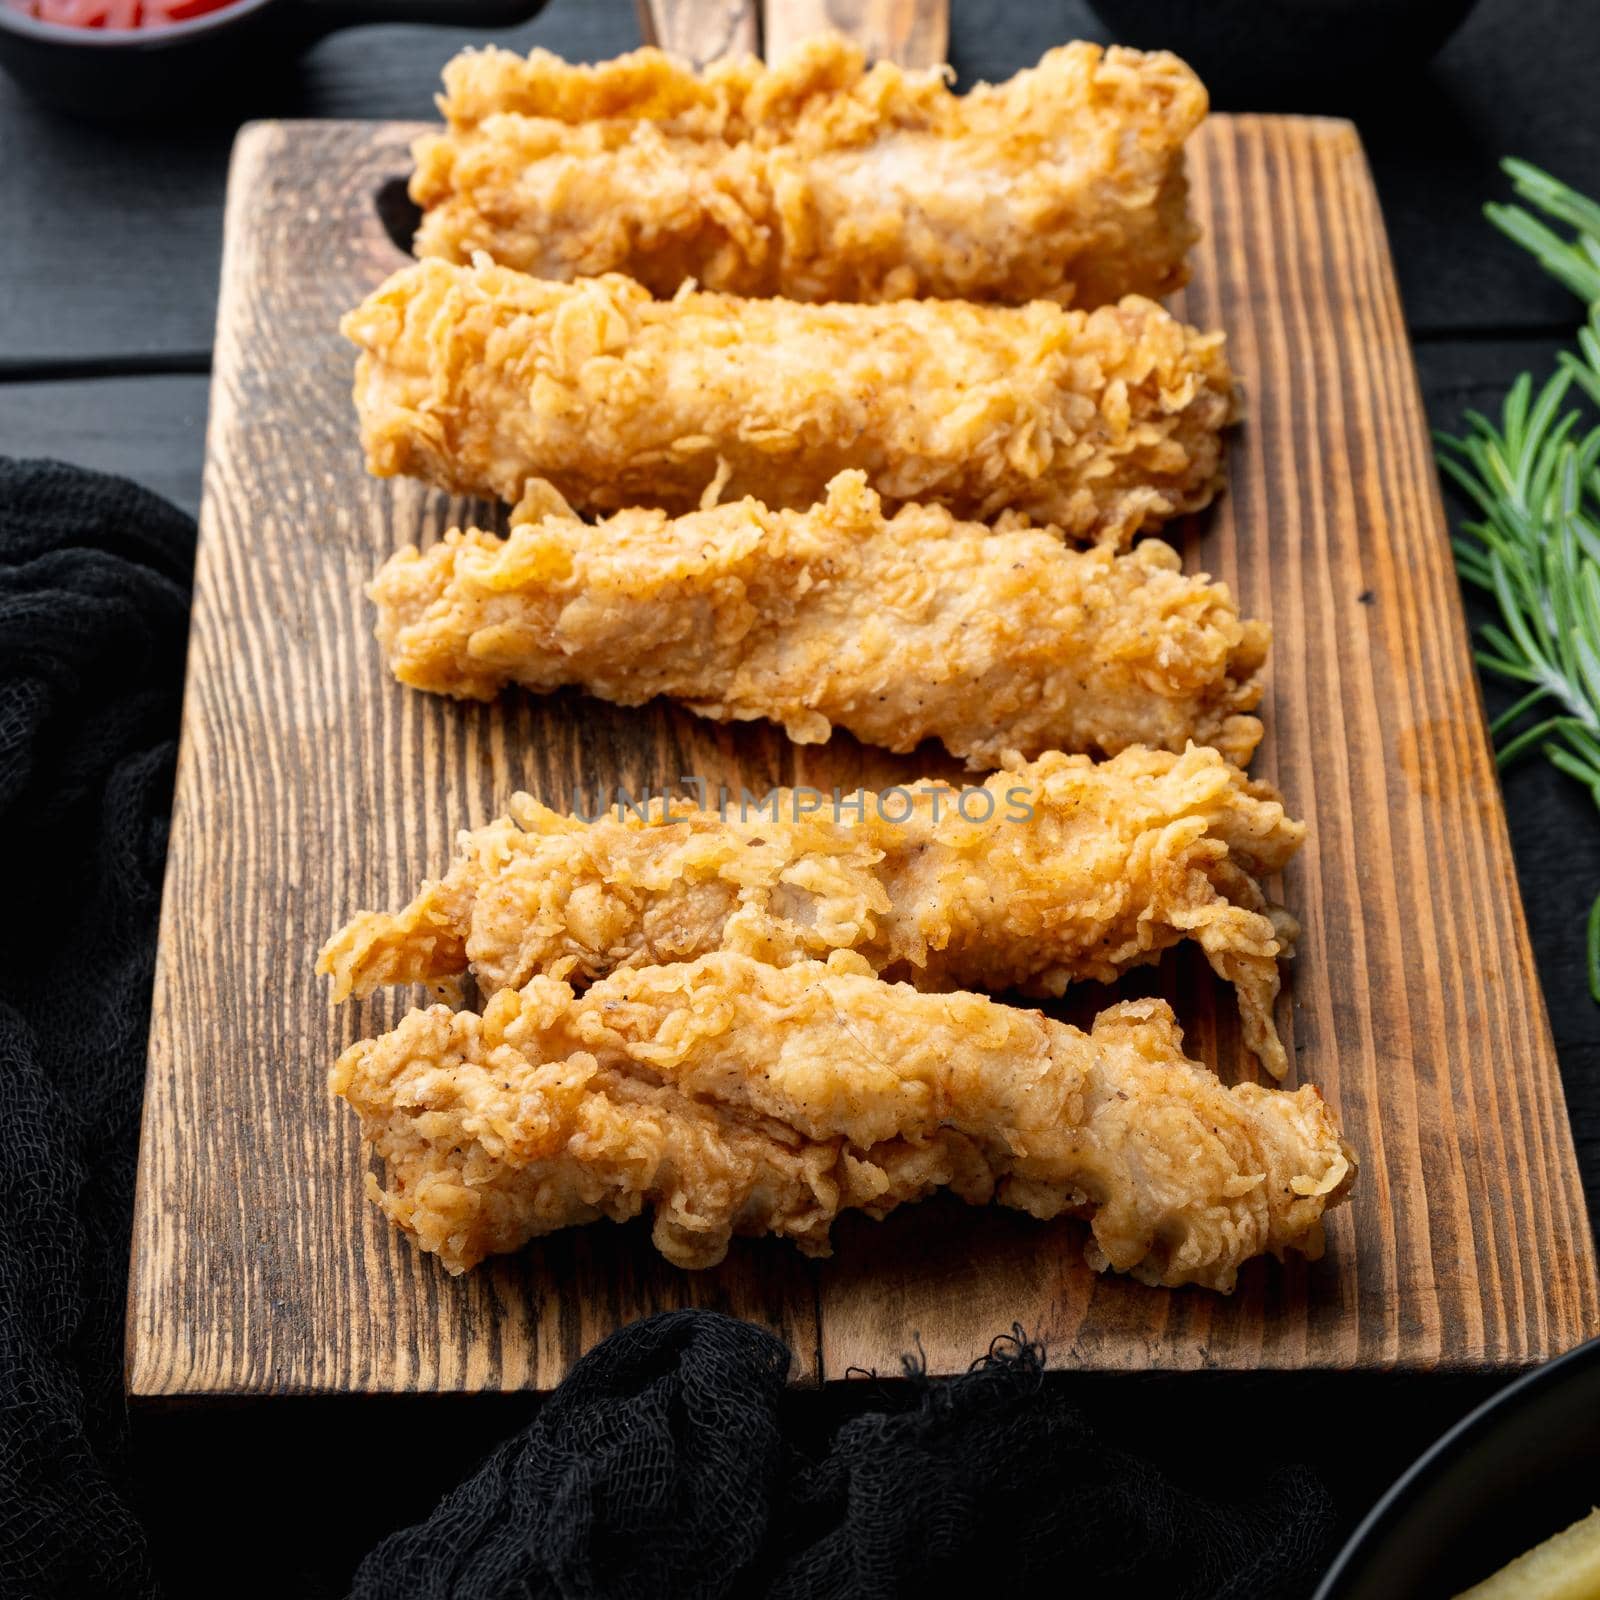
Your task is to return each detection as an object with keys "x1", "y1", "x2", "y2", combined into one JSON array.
[
  {"x1": 1084, "y1": 0, "x2": 1480, "y2": 106},
  {"x1": 1317, "y1": 1335, "x2": 1600, "y2": 1598}
]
